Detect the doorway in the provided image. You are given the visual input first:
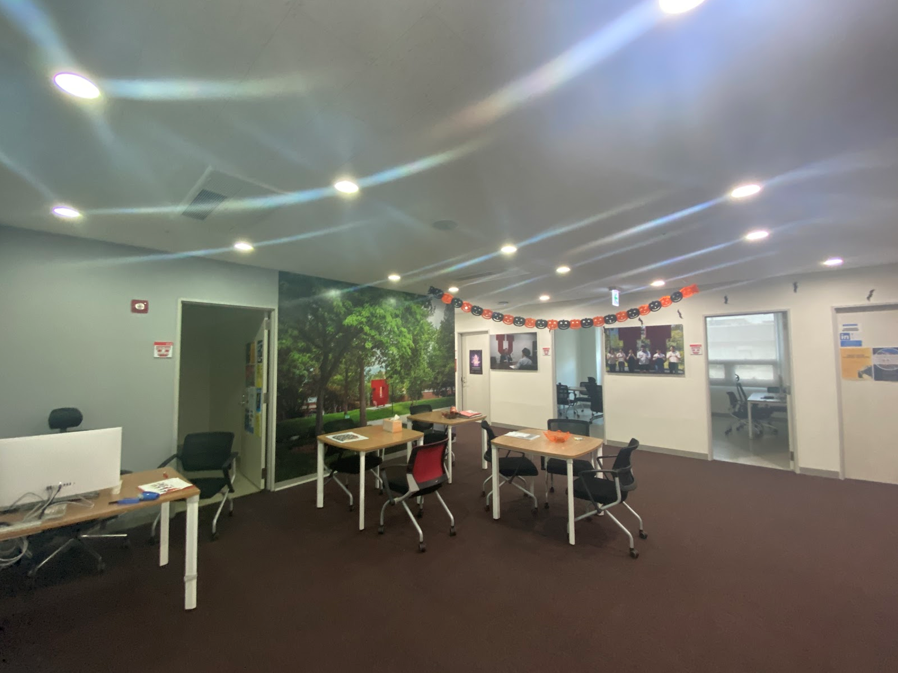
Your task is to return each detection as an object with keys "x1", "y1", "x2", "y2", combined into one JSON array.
[
  {"x1": 836, "y1": 304, "x2": 898, "y2": 484},
  {"x1": 553, "y1": 327, "x2": 604, "y2": 436},
  {"x1": 706, "y1": 312, "x2": 794, "y2": 470},
  {"x1": 177, "y1": 302, "x2": 272, "y2": 496},
  {"x1": 459, "y1": 332, "x2": 490, "y2": 417}
]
